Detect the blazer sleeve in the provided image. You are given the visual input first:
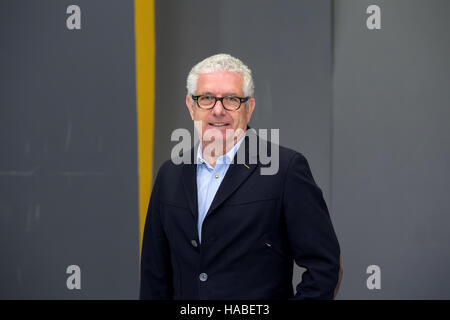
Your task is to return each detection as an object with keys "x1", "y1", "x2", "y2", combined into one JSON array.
[
  {"x1": 139, "y1": 169, "x2": 174, "y2": 299},
  {"x1": 282, "y1": 152, "x2": 341, "y2": 299}
]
